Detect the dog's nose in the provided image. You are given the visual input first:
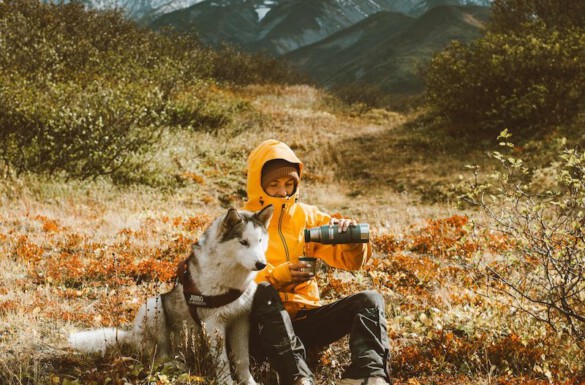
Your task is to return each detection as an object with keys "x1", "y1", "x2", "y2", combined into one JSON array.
[{"x1": 255, "y1": 262, "x2": 266, "y2": 271}]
